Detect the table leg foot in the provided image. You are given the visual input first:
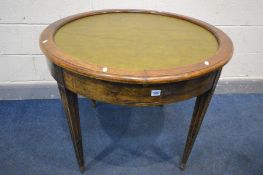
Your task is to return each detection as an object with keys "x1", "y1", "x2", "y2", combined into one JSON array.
[
  {"x1": 79, "y1": 165, "x2": 85, "y2": 173},
  {"x1": 179, "y1": 163, "x2": 186, "y2": 171},
  {"x1": 91, "y1": 99, "x2": 96, "y2": 108}
]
